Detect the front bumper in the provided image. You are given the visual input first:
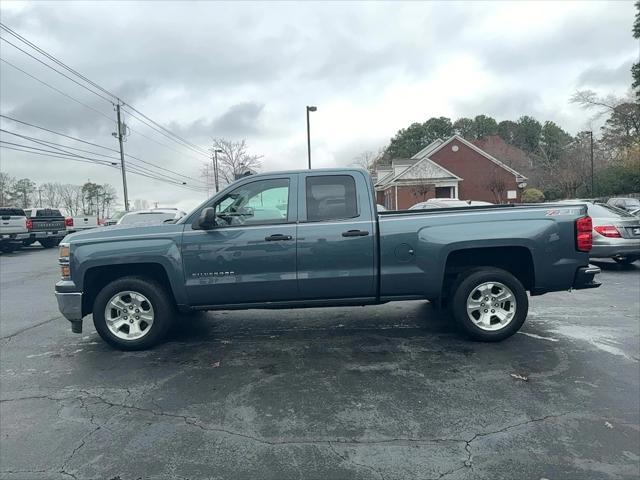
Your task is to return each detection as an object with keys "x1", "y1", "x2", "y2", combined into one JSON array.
[
  {"x1": 55, "y1": 291, "x2": 83, "y2": 332},
  {"x1": 572, "y1": 265, "x2": 602, "y2": 290}
]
